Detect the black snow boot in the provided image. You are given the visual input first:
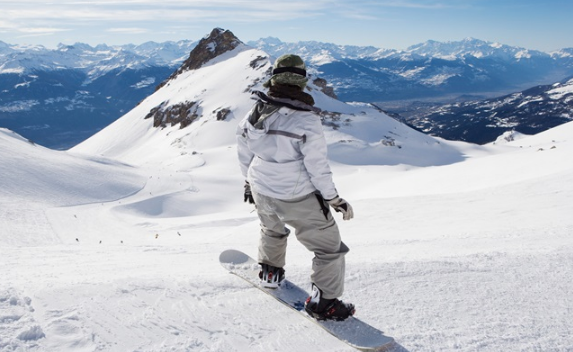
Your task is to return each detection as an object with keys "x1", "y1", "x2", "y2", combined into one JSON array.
[
  {"x1": 304, "y1": 284, "x2": 355, "y2": 321},
  {"x1": 259, "y1": 263, "x2": 285, "y2": 288}
]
